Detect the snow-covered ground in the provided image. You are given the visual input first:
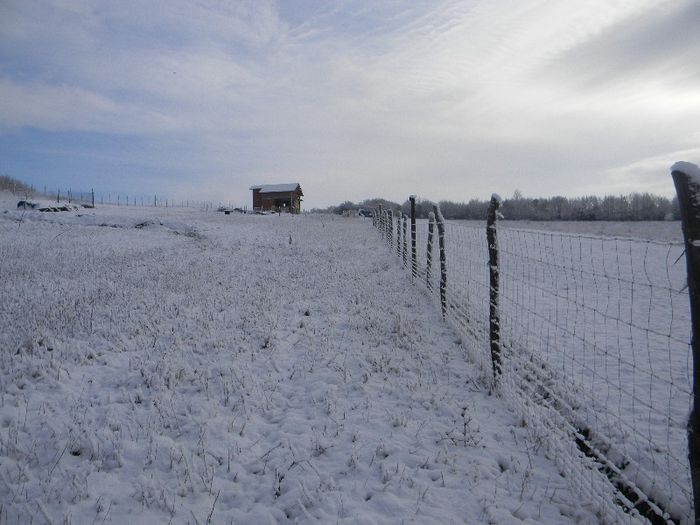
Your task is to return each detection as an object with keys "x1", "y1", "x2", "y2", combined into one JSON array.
[{"x1": 0, "y1": 192, "x2": 609, "y2": 524}]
